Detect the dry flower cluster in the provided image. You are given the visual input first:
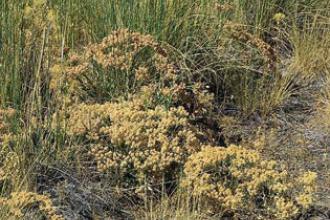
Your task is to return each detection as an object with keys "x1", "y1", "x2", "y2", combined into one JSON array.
[
  {"x1": 224, "y1": 22, "x2": 277, "y2": 74},
  {"x1": 0, "y1": 107, "x2": 17, "y2": 181},
  {"x1": 182, "y1": 145, "x2": 317, "y2": 219},
  {"x1": 50, "y1": 29, "x2": 177, "y2": 102},
  {"x1": 62, "y1": 100, "x2": 205, "y2": 188},
  {"x1": 0, "y1": 191, "x2": 63, "y2": 220}
]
